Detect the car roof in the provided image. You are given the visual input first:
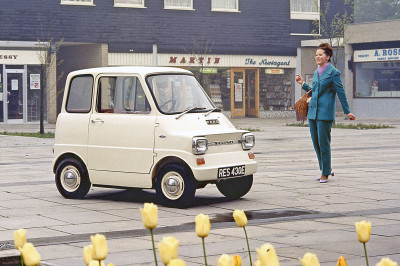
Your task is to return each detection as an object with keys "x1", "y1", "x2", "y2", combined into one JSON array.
[{"x1": 68, "y1": 66, "x2": 192, "y2": 76}]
